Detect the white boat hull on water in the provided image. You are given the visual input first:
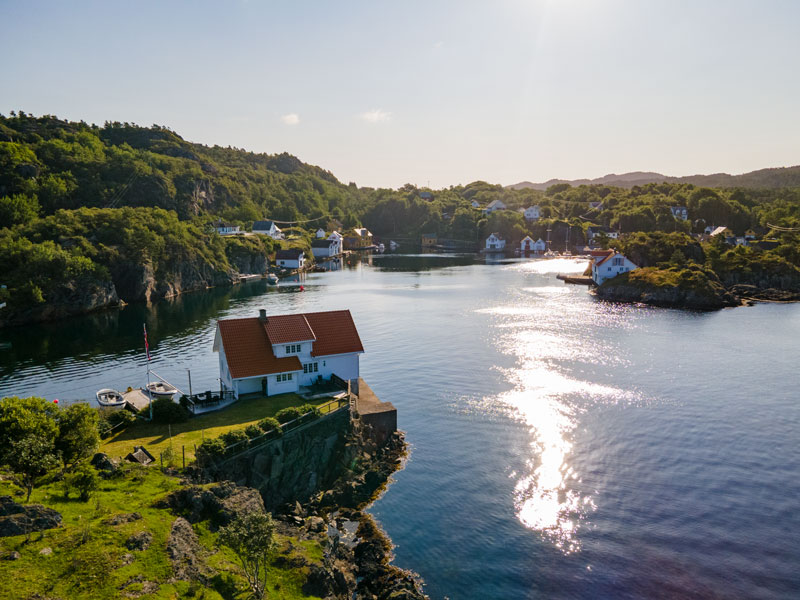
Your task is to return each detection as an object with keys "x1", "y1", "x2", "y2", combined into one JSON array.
[
  {"x1": 96, "y1": 388, "x2": 126, "y2": 407},
  {"x1": 146, "y1": 381, "x2": 177, "y2": 399}
]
